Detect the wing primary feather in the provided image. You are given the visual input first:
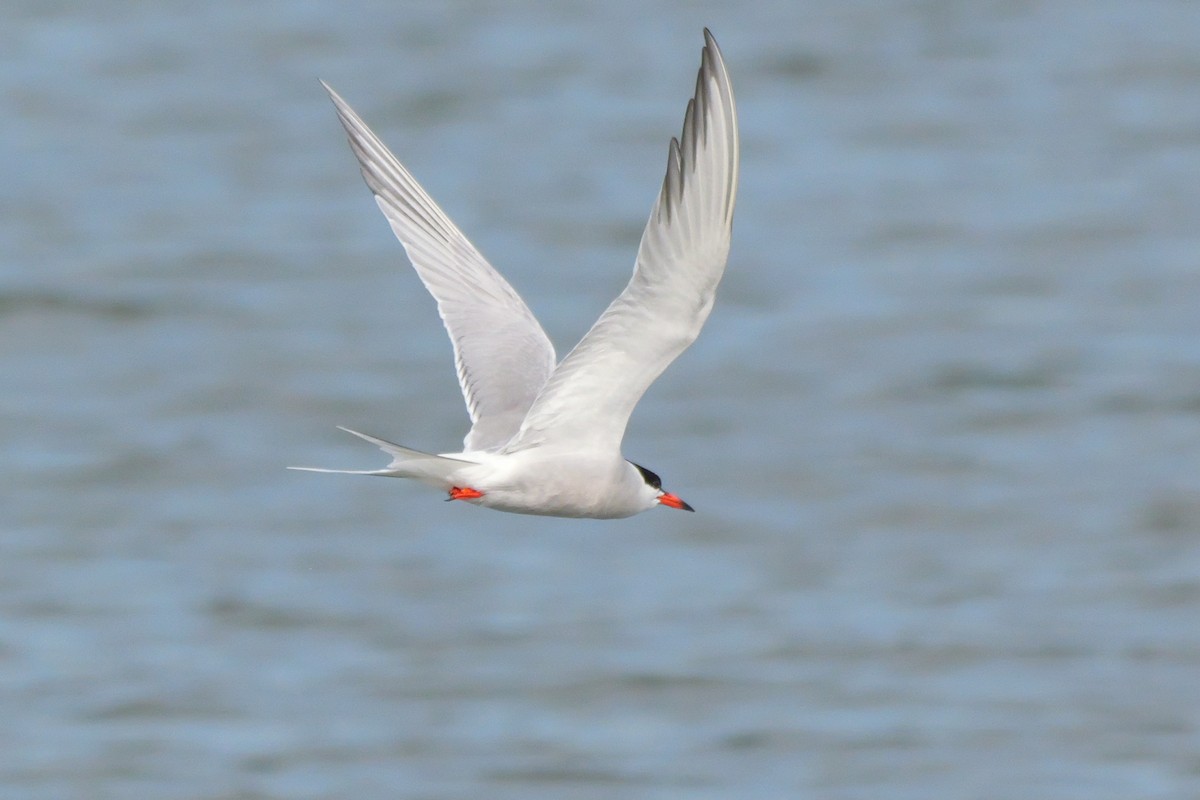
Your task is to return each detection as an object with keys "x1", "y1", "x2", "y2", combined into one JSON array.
[{"x1": 503, "y1": 30, "x2": 739, "y2": 454}]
